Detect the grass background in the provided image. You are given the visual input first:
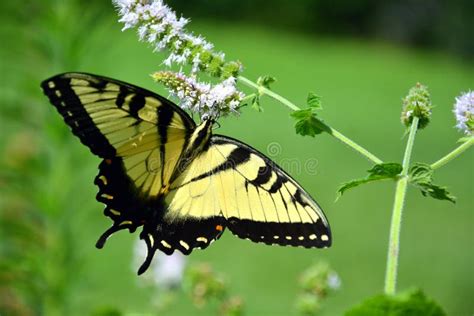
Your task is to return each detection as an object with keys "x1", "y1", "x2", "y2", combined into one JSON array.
[{"x1": 0, "y1": 1, "x2": 472, "y2": 315}]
